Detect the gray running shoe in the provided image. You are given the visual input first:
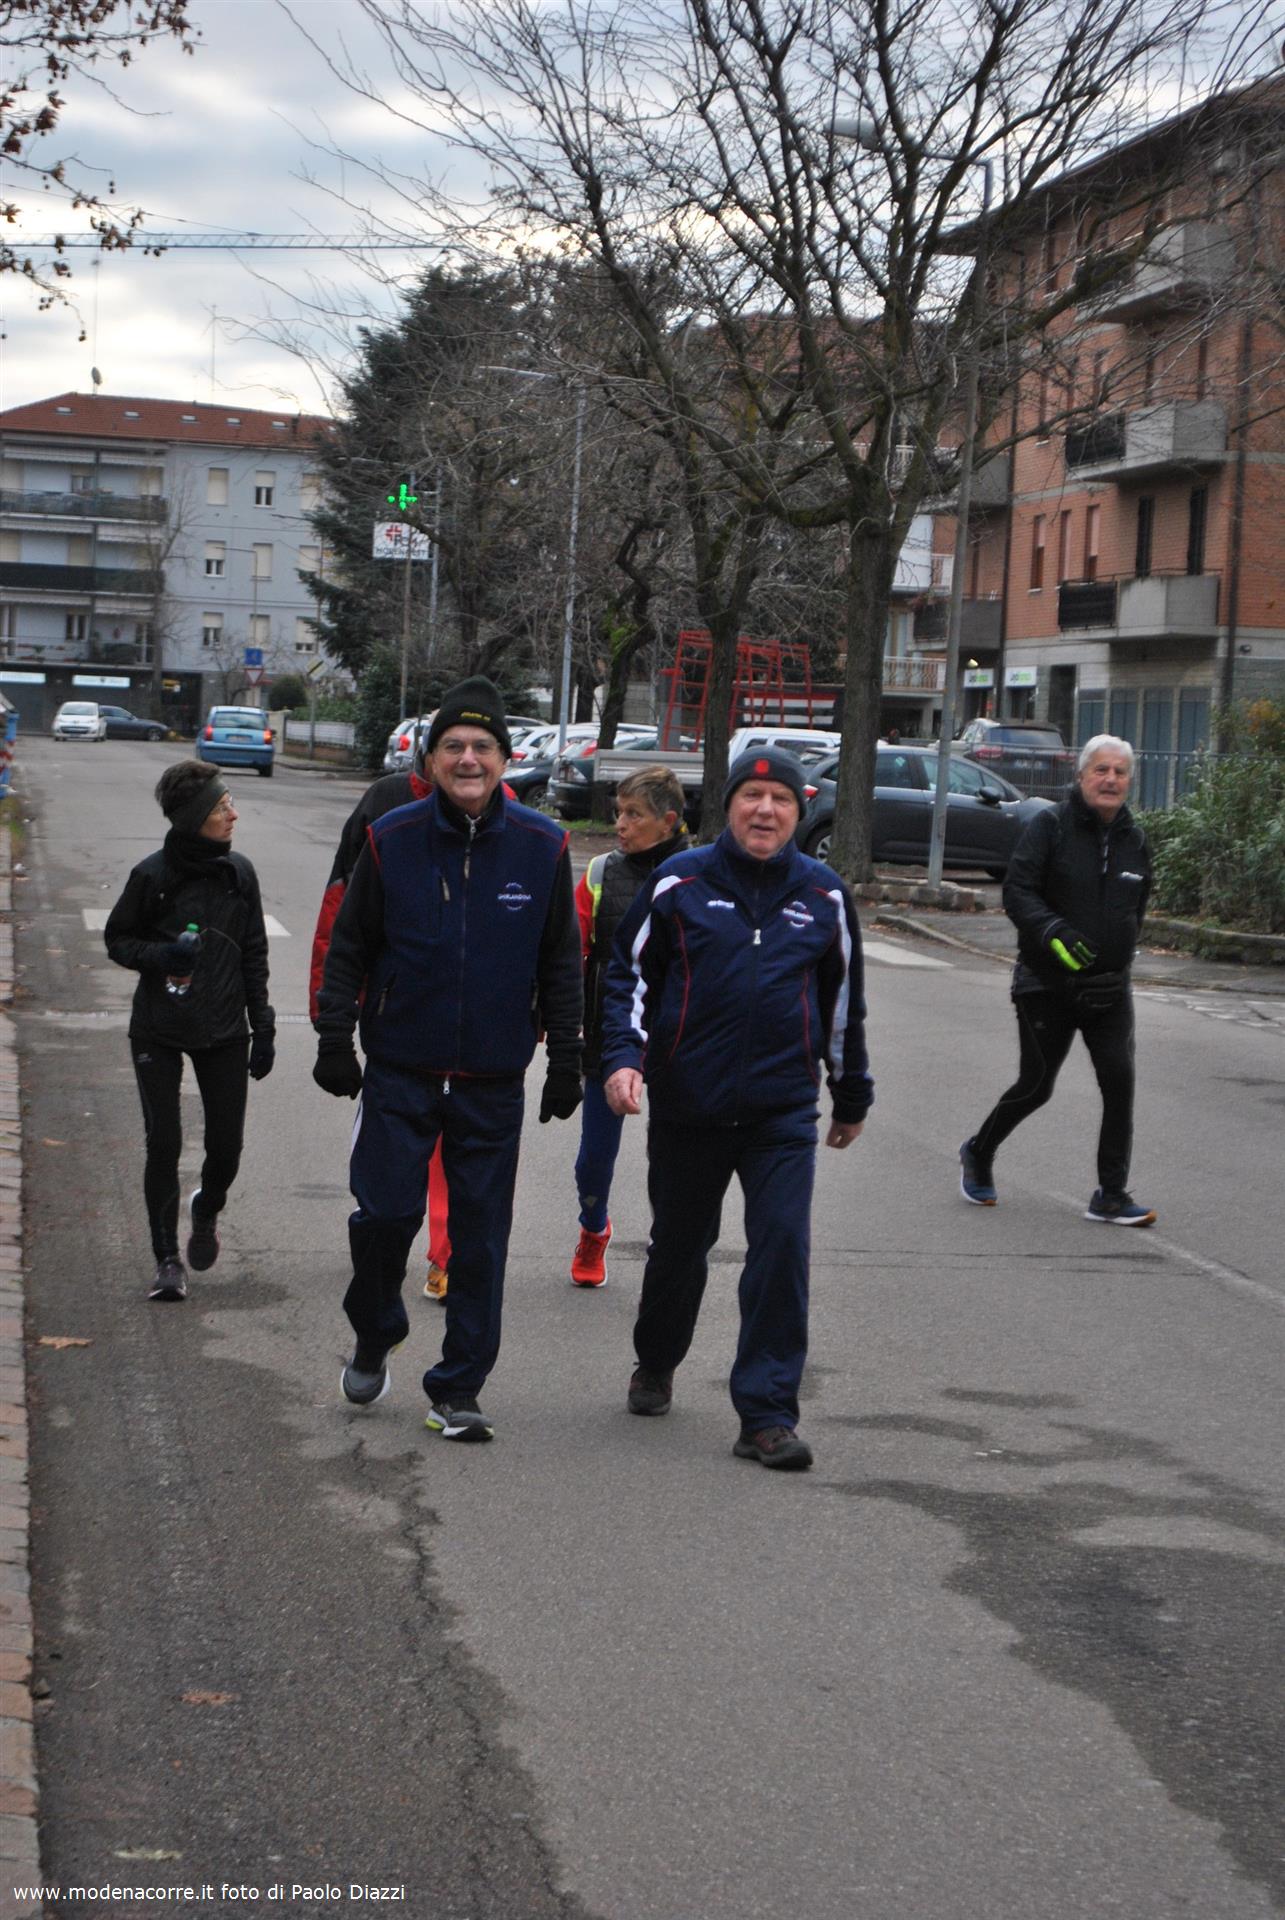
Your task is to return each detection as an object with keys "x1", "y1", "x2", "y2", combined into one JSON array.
[
  {"x1": 149, "y1": 1256, "x2": 187, "y2": 1302},
  {"x1": 341, "y1": 1341, "x2": 394, "y2": 1405},
  {"x1": 424, "y1": 1396, "x2": 494, "y2": 1442}
]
